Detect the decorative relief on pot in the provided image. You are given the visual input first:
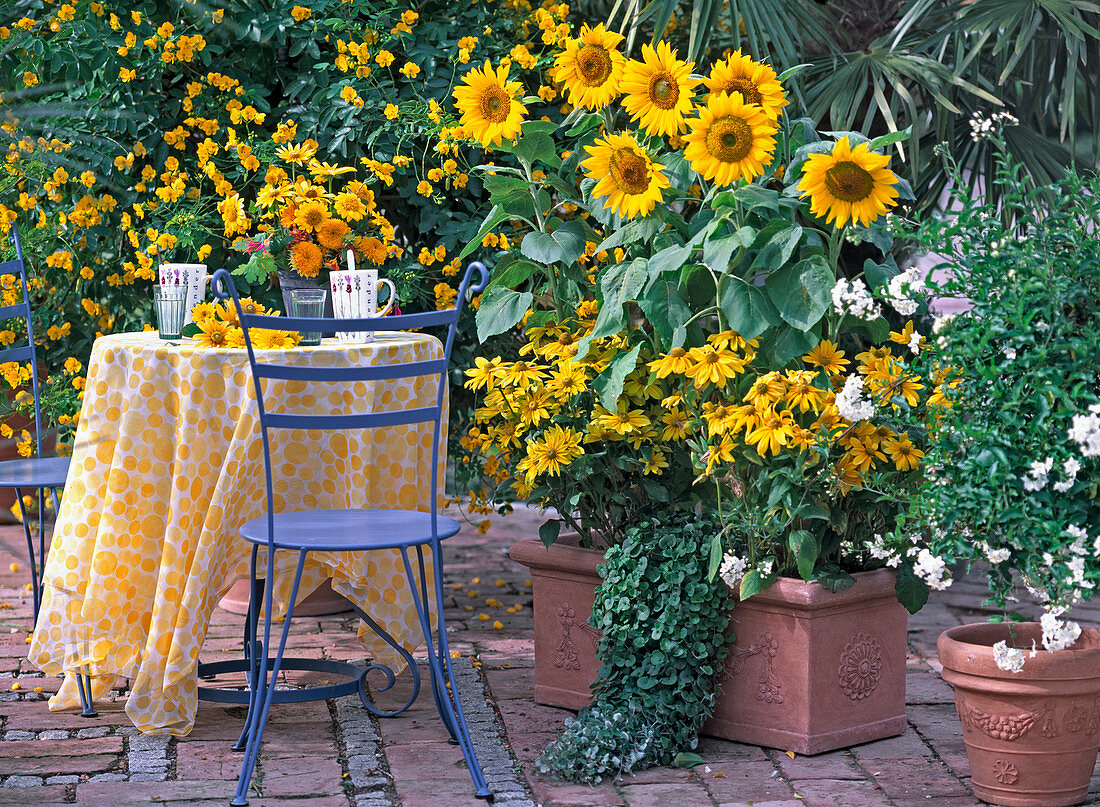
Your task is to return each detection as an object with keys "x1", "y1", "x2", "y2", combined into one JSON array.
[
  {"x1": 1062, "y1": 697, "x2": 1100, "y2": 734},
  {"x1": 554, "y1": 603, "x2": 581, "y2": 671},
  {"x1": 992, "y1": 759, "x2": 1019, "y2": 785},
  {"x1": 578, "y1": 621, "x2": 600, "y2": 651},
  {"x1": 837, "y1": 632, "x2": 883, "y2": 701},
  {"x1": 721, "y1": 632, "x2": 783, "y2": 704},
  {"x1": 959, "y1": 700, "x2": 1058, "y2": 740}
]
